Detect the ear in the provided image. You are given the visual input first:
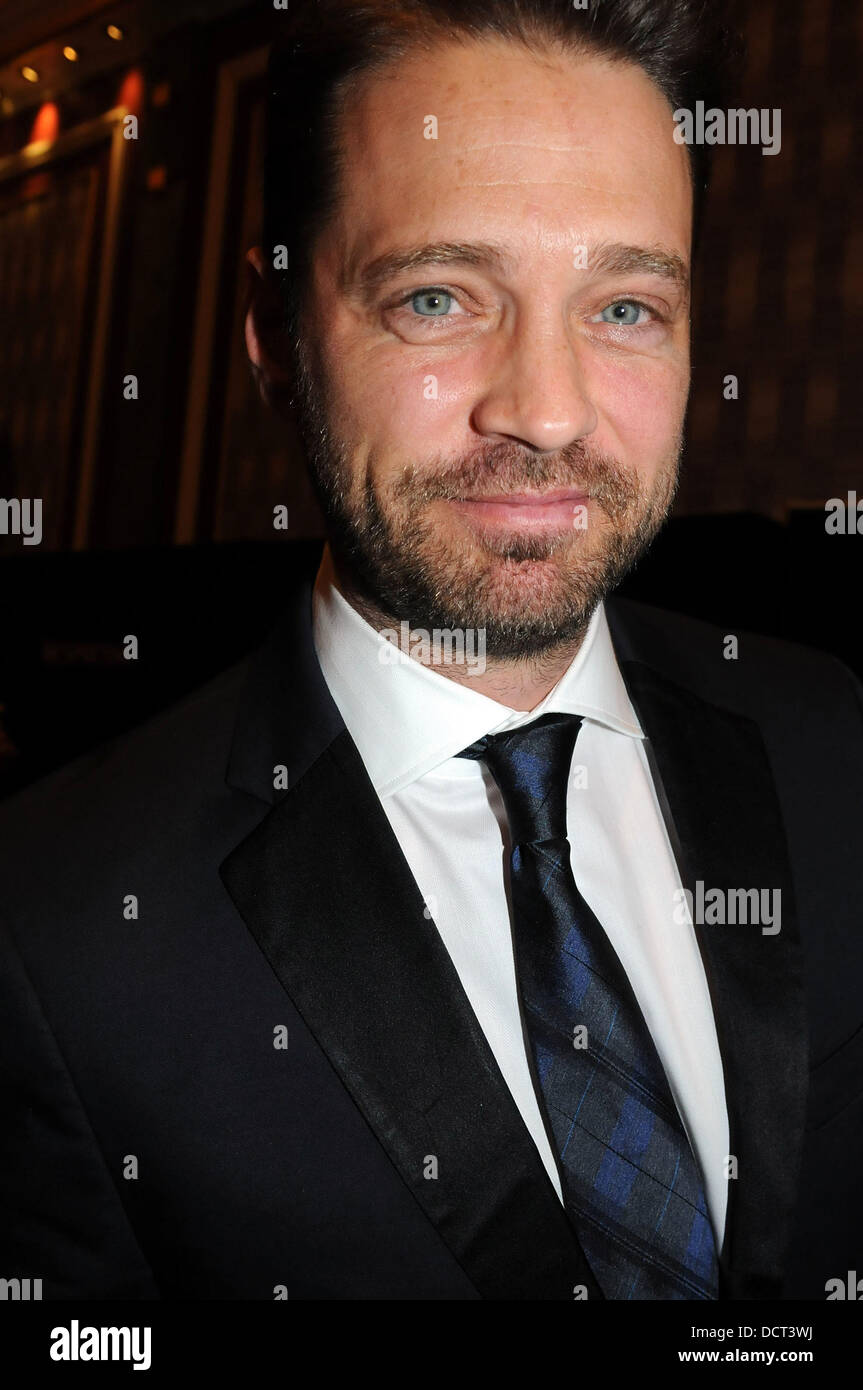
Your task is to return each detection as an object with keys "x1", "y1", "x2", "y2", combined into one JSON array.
[{"x1": 244, "y1": 246, "x2": 296, "y2": 413}]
